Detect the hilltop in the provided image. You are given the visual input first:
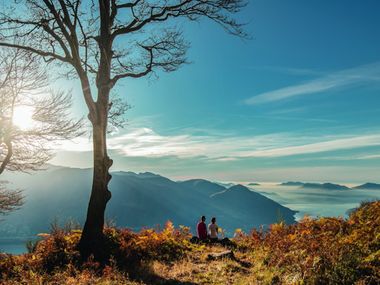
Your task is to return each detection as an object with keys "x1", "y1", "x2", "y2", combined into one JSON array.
[{"x1": 0, "y1": 200, "x2": 379, "y2": 284}]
